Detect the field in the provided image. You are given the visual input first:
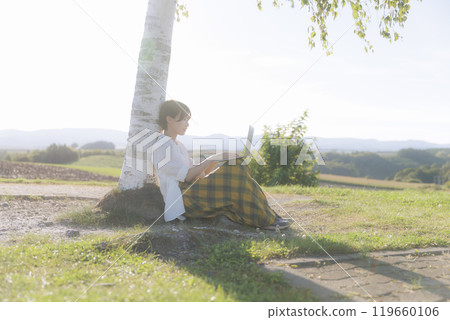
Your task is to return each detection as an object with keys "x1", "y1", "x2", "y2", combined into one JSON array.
[
  {"x1": 0, "y1": 155, "x2": 448, "y2": 301},
  {"x1": 318, "y1": 173, "x2": 443, "y2": 190},
  {"x1": 0, "y1": 158, "x2": 119, "y2": 186}
]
